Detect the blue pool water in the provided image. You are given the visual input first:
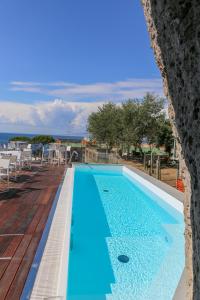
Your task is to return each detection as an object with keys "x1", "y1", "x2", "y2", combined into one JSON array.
[{"x1": 67, "y1": 165, "x2": 184, "y2": 300}]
